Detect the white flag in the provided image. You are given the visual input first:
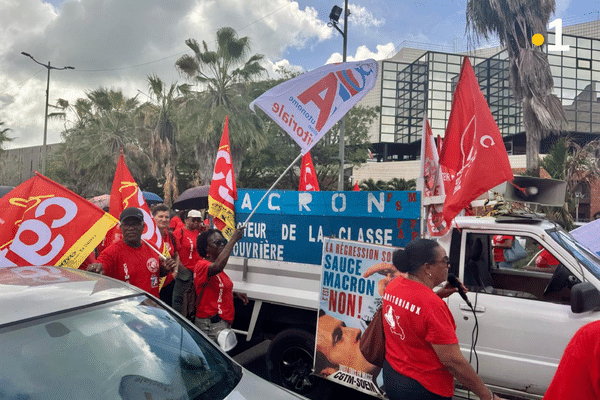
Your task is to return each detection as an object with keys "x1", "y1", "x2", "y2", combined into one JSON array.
[{"x1": 250, "y1": 59, "x2": 378, "y2": 154}]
